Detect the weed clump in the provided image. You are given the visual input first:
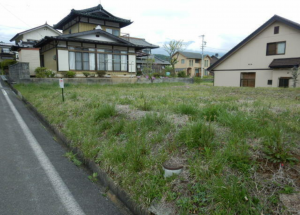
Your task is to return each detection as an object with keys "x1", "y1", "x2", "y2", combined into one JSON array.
[
  {"x1": 177, "y1": 121, "x2": 214, "y2": 148},
  {"x1": 95, "y1": 104, "x2": 116, "y2": 121}
]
